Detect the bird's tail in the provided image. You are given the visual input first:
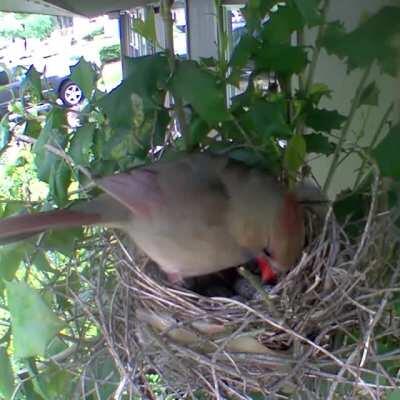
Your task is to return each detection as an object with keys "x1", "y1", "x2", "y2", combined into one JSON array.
[{"x1": 0, "y1": 208, "x2": 102, "y2": 245}]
